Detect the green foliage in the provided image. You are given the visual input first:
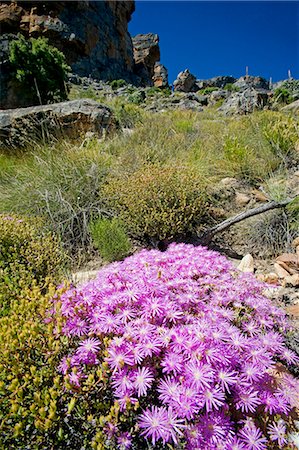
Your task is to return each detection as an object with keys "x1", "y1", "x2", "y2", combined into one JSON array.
[
  {"x1": 110, "y1": 79, "x2": 127, "y2": 90},
  {"x1": 146, "y1": 86, "x2": 171, "y2": 97},
  {"x1": 9, "y1": 34, "x2": 69, "y2": 104},
  {"x1": 273, "y1": 87, "x2": 293, "y2": 104},
  {"x1": 103, "y1": 164, "x2": 210, "y2": 241},
  {"x1": 114, "y1": 102, "x2": 145, "y2": 128},
  {"x1": 90, "y1": 217, "x2": 132, "y2": 262},
  {"x1": 127, "y1": 90, "x2": 145, "y2": 105},
  {"x1": 274, "y1": 79, "x2": 299, "y2": 104},
  {"x1": 224, "y1": 83, "x2": 240, "y2": 92},
  {"x1": 198, "y1": 86, "x2": 219, "y2": 95},
  {"x1": 0, "y1": 214, "x2": 66, "y2": 315}
]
